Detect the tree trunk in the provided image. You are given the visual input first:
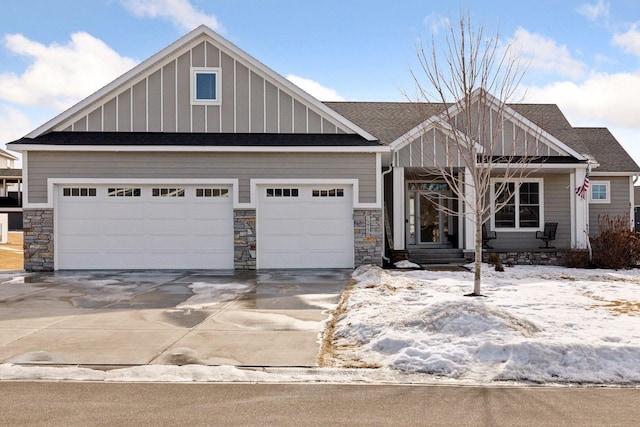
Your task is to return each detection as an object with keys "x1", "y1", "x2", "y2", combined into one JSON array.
[{"x1": 473, "y1": 220, "x2": 482, "y2": 295}]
